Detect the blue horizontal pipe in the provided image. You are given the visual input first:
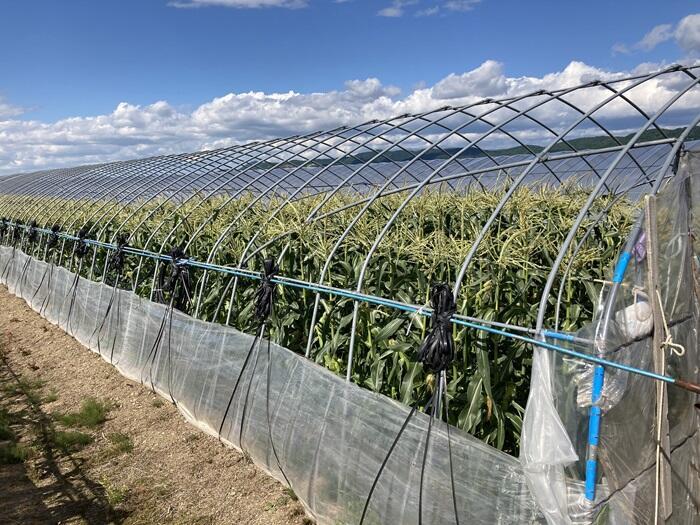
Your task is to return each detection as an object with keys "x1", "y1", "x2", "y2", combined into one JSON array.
[{"x1": 0, "y1": 223, "x2": 679, "y2": 389}]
